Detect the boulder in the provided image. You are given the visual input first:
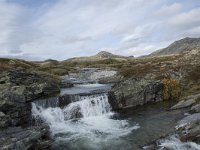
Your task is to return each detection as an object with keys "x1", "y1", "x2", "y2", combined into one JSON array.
[{"x1": 108, "y1": 79, "x2": 163, "y2": 110}]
